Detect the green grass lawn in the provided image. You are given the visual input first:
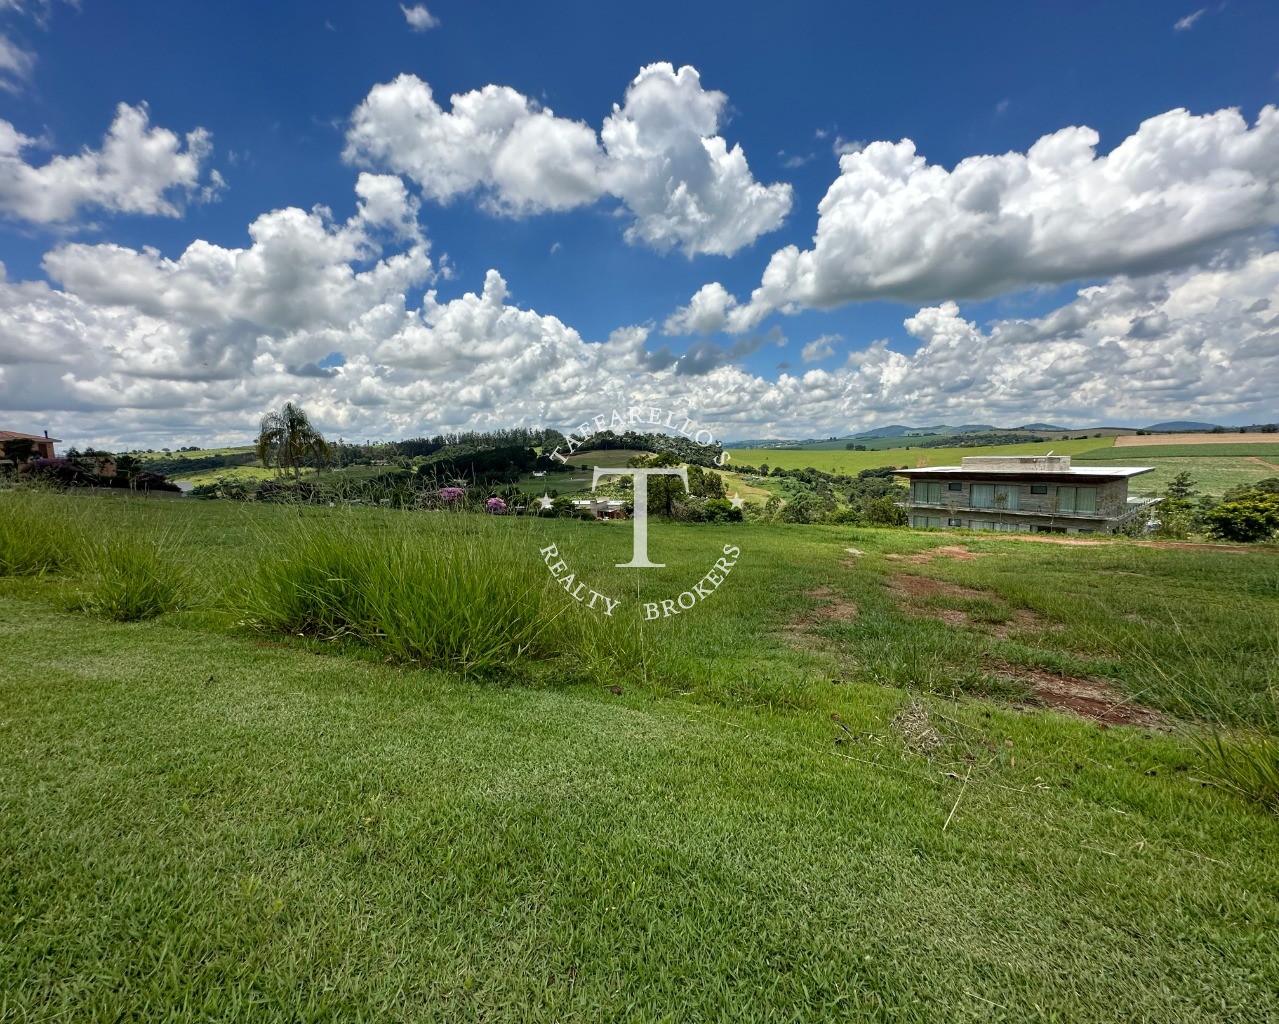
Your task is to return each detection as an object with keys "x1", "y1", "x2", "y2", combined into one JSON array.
[
  {"x1": 3, "y1": 493, "x2": 1279, "y2": 1021},
  {"x1": 729, "y1": 436, "x2": 1115, "y2": 475}
]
